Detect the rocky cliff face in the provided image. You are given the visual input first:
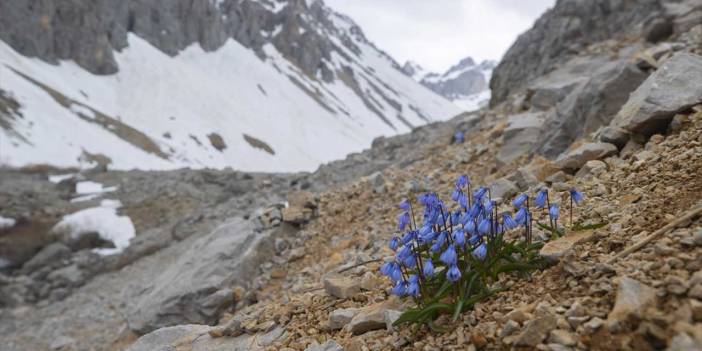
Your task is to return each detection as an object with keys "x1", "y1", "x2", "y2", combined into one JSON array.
[
  {"x1": 490, "y1": 0, "x2": 665, "y2": 107},
  {"x1": 0, "y1": 0, "x2": 355, "y2": 78},
  {"x1": 490, "y1": 0, "x2": 702, "y2": 158}
]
